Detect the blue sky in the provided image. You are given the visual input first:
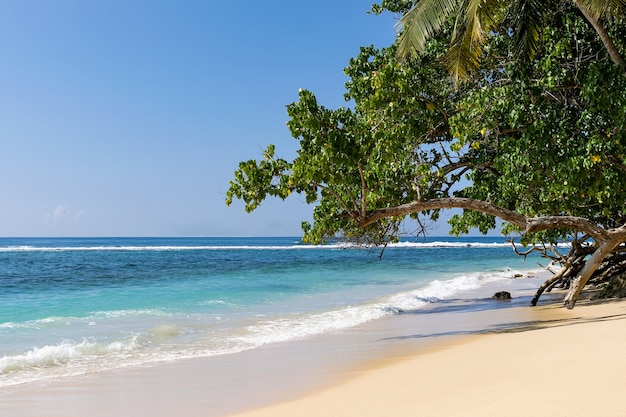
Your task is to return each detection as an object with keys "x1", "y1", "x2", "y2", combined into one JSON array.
[{"x1": 0, "y1": 1, "x2": 459, "y2": 237}]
